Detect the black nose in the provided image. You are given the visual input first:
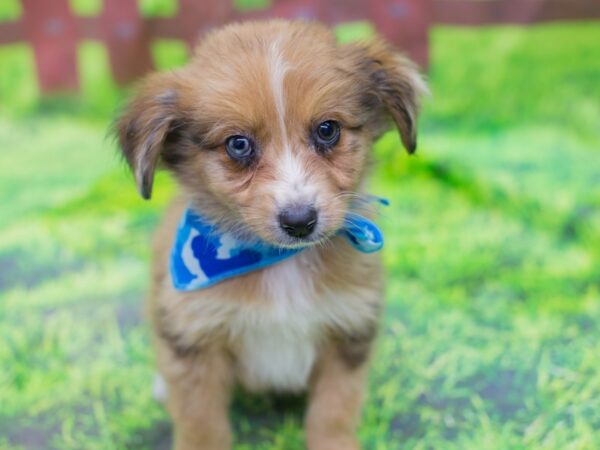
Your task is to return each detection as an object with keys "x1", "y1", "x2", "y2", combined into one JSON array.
[{"x1": 278, "y1": 205, "x2": 318, "y2": 238}]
